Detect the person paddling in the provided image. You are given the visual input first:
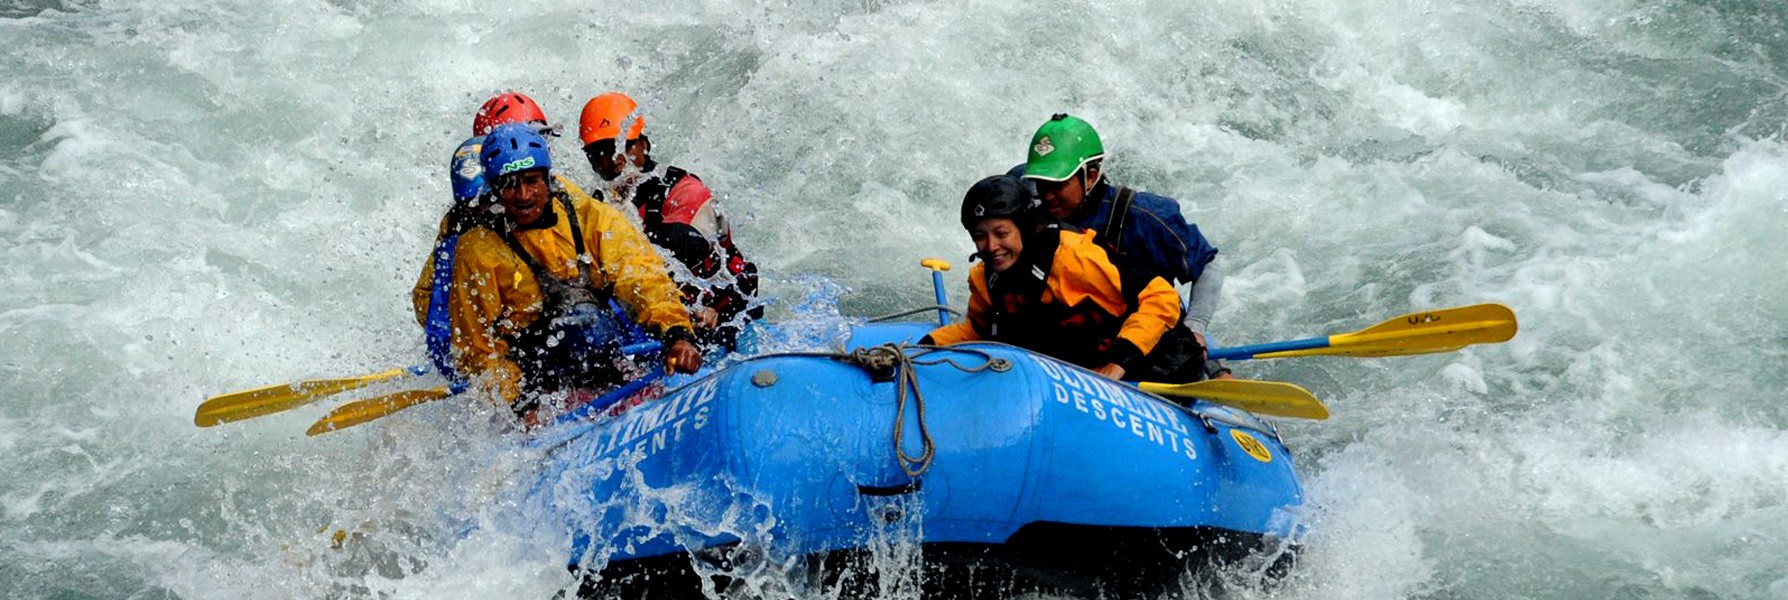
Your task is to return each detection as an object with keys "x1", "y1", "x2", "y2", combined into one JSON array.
[
  {"x1": 578, "y1": 92, "x2": 762, "y2": 352},
  {"x1": 441, "y1": 124, "x2": 701, "y2": 426},
  {"x1": 1017, "y1": 114, "x2": 1233, "y2": 379},
  {"x1": 921, "y1": 175, "x2": 1205, "y2": 383}
]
